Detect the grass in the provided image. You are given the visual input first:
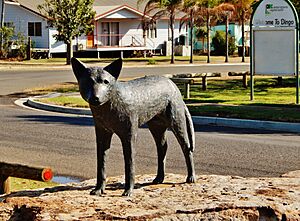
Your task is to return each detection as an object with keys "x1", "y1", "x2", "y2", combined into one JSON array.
[
  {"x1": 185, "y1": 77, "x2": 297, "y2": 105},
  {"x1": 10, "y1": 177, "x2": 58, "y2": 192},
  {"x1": 38, "y1": 96, "x2": 88, "y2": 108},
  {"x1": 35, "y1": 77, "x2": 300, "y2": 123},
  {"x1": 10, "y1": 55, "x2": 248, "y2": 65}
]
